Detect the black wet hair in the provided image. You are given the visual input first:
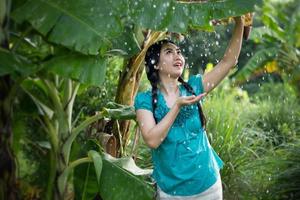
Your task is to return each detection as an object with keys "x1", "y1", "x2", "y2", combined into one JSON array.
[{"x1": 144, "y1": 39, "x2": 206, "y2": 129}]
